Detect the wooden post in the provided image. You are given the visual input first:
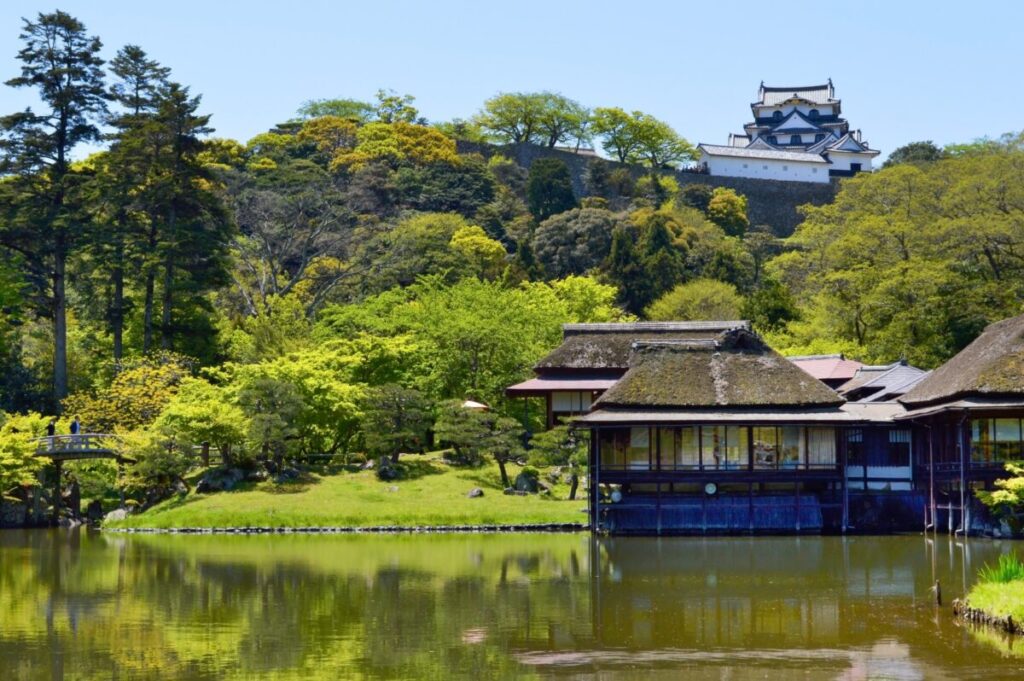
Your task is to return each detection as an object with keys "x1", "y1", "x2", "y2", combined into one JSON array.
[
  {"x1": 201, "y1": 441, "x2": 210, "y2": 467},
  {"x1": 52, "y1": 459, "x2": 63, "y2": 523}
]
